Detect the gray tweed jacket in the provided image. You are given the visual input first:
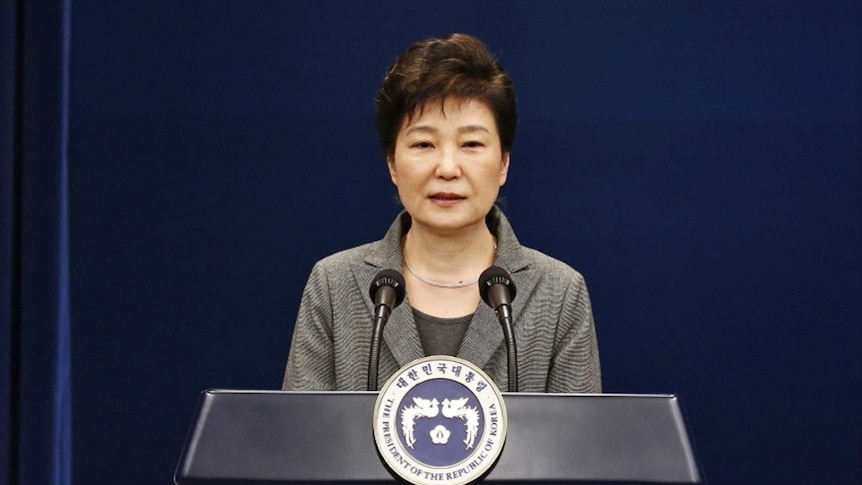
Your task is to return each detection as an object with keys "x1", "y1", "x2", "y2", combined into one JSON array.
[{"x1": 283, "y1": 207, "x2": 601, "y2": 393}]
